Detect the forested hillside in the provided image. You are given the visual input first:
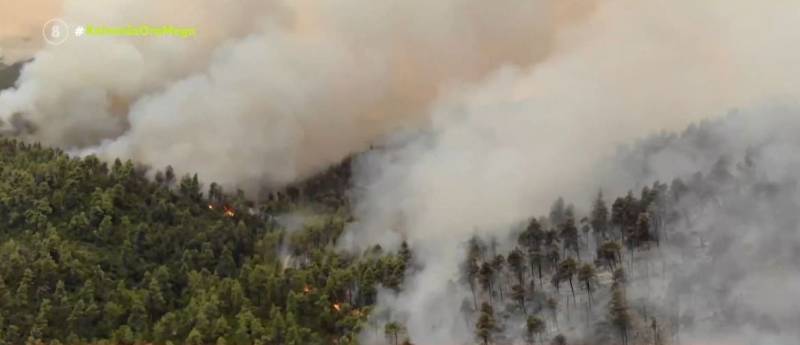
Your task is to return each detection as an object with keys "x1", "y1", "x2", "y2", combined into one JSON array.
[
  {"x1": 0, "y1": 113, "x2": 795, "y2": 345},
  {"x1": 0, "y1": 139, "x2": 409, "y2": 345},
  {"x1": 446, "y1": 116, "x2": 798, "y2": 345}
]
